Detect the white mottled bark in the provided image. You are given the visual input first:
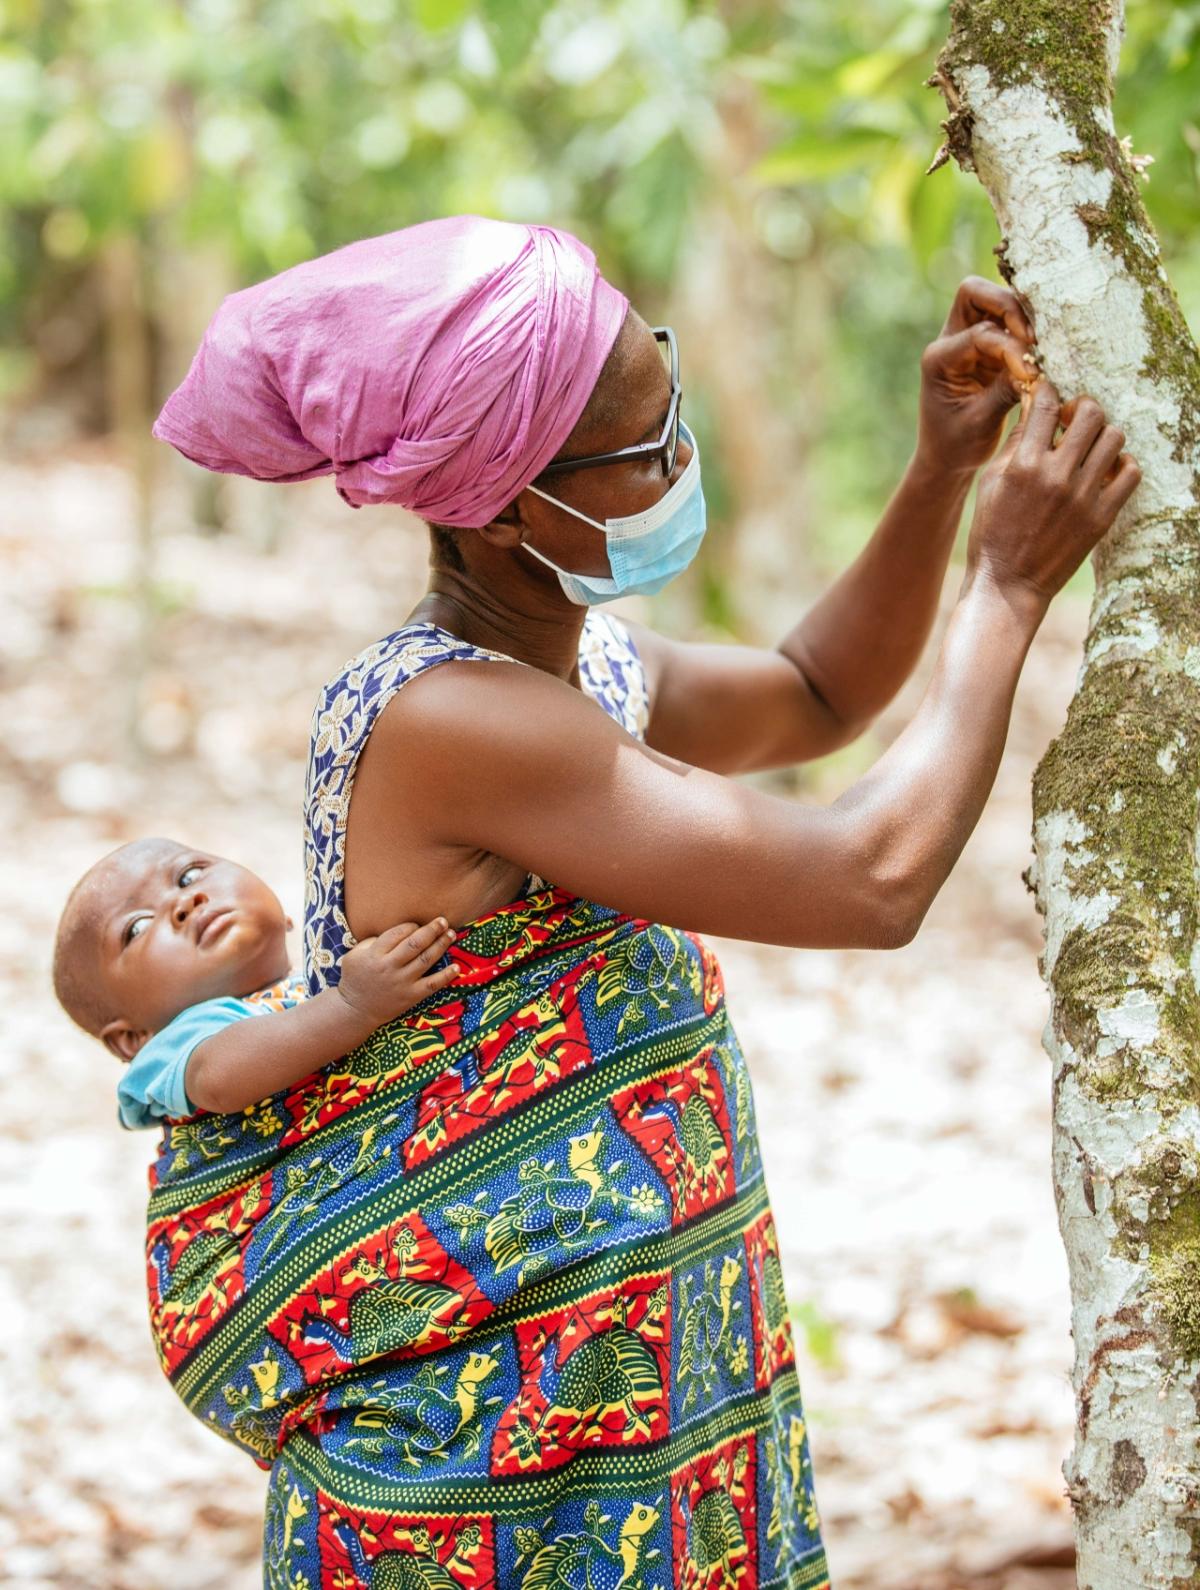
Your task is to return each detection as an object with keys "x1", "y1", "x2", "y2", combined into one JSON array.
[{"x1": 935, "y1": 5, "x2": 1200, "y2": 1587}]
